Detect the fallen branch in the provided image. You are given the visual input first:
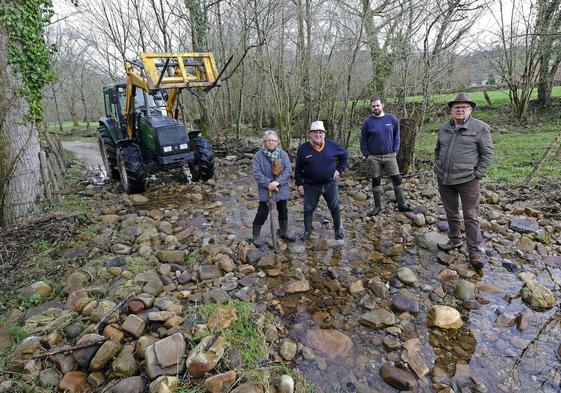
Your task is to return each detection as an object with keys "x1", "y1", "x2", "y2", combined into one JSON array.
[{"x1": 32, "y1": 337, "x2": 108, "y2": 359}]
